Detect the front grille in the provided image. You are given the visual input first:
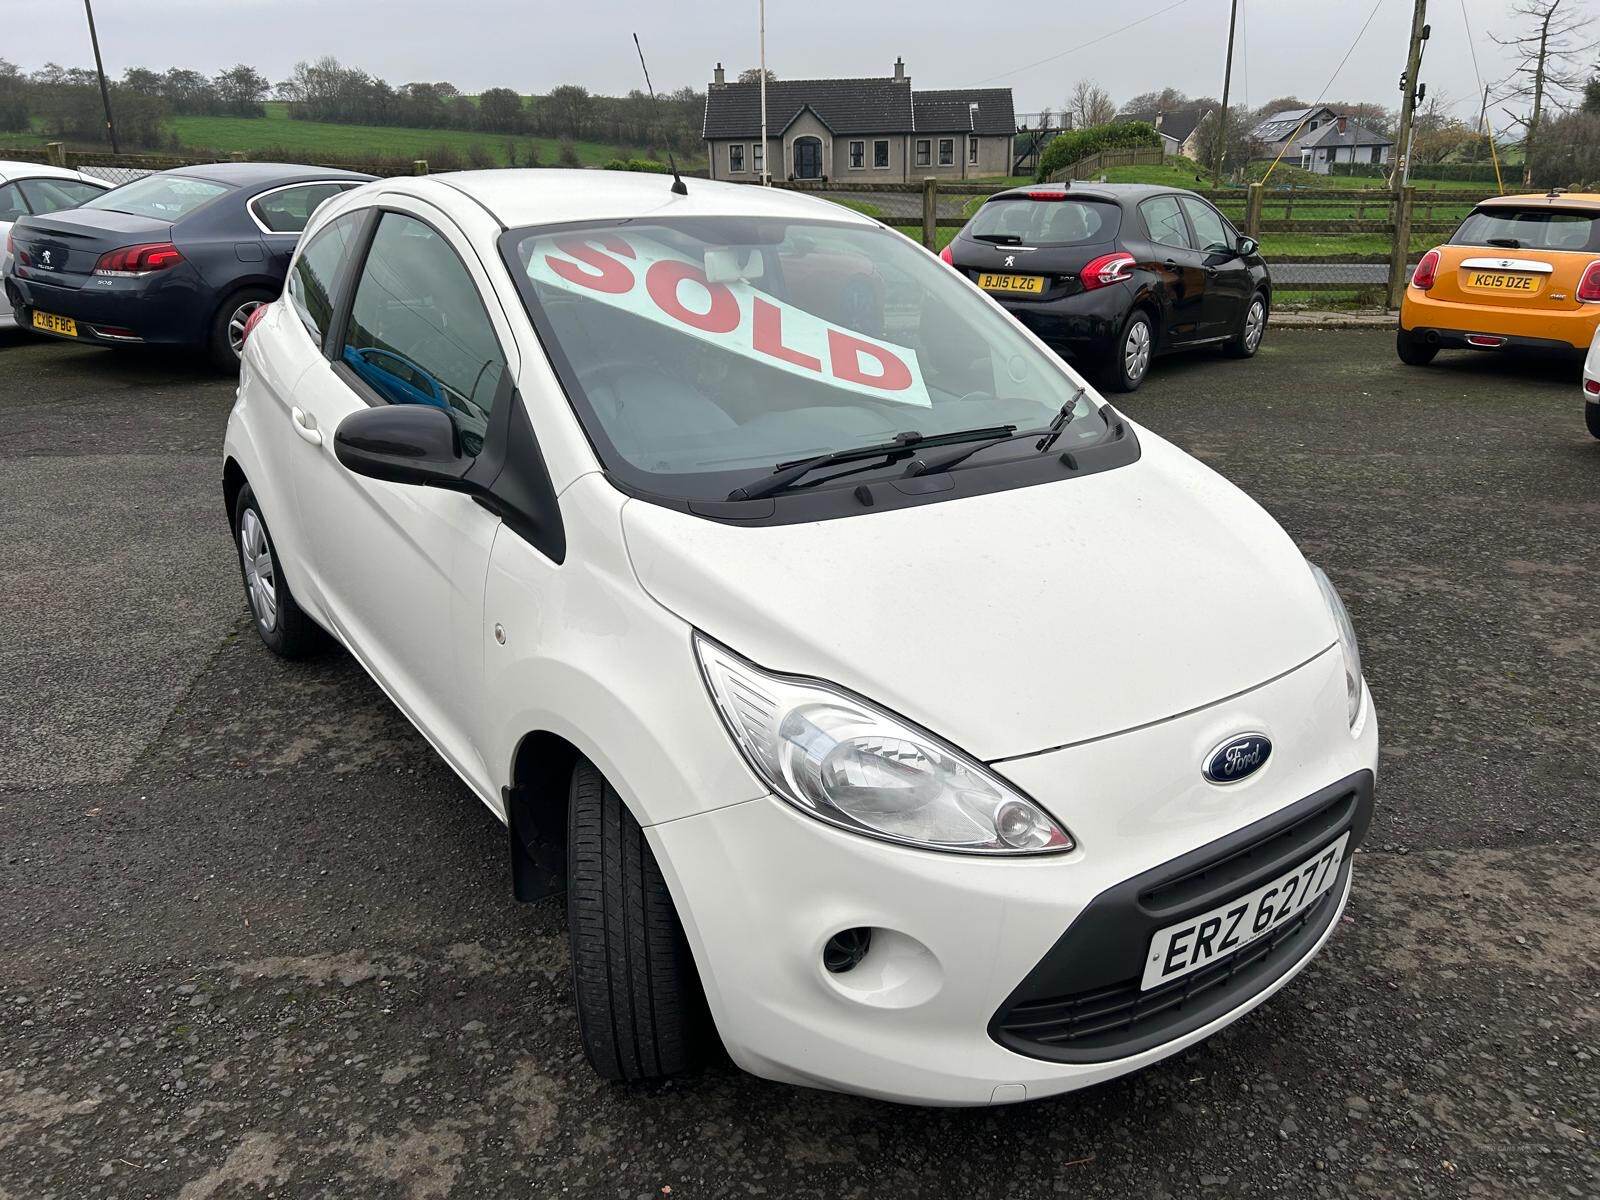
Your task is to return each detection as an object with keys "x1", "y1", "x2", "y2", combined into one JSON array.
[
  {"x1": 994, "y1": 878, "x2": 1340, "y2": 1053},
  {"x1": 988, "y1": 770, "x2": 1374, "y2": 1064}
]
